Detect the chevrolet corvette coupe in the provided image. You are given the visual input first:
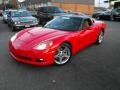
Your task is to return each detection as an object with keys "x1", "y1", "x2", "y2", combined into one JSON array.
[{"x1": 9, "y1": 15, "x2": 106, "y2": 66}]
